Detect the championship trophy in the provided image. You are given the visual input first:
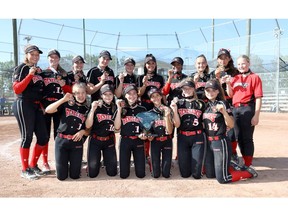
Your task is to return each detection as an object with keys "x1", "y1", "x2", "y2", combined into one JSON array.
[{"x1": 136, "y1": 111, "x2": 159, "y2": 137}]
